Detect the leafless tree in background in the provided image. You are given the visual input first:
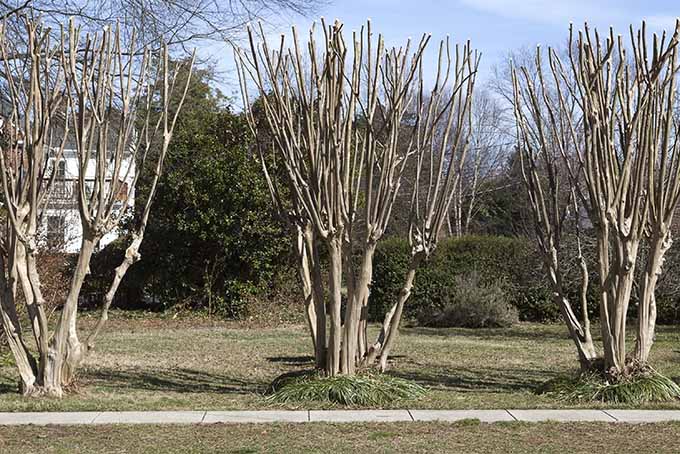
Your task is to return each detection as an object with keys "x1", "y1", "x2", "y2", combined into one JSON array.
[
  {"x1": 449, "y1": 90, "x2": 508, "y2": 237},
  {"x1": 0, "y1": 0, "x2": 323, "y2": 52}
]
